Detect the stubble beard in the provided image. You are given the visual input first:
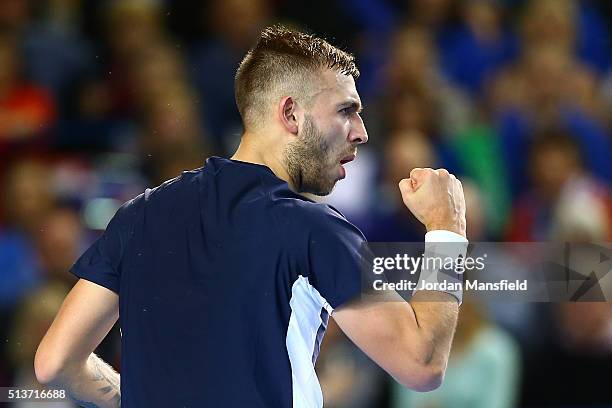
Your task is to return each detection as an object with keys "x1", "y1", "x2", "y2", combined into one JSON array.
[{"x1": 284, "y1": 115, "x2": 337, "y2": 196}]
